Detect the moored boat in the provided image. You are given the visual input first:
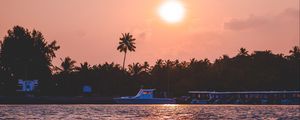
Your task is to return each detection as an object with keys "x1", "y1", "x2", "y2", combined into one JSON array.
[
  {"x1": 188, "y1": 91, "x2": 300, "y2": 104},
  {"x1": 113, "y1": 89, "x2": 176, "y2": 104}
]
